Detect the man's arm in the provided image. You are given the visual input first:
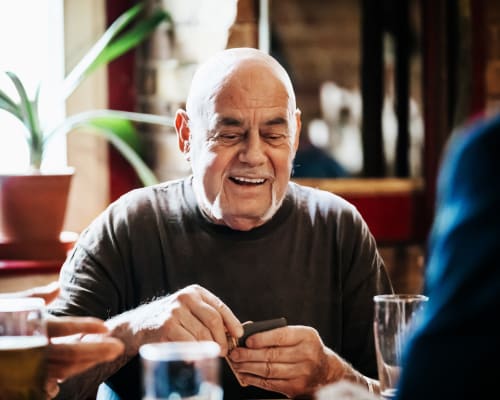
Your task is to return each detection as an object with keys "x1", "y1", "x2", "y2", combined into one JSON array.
[
  {"x1": 55, "y1": 350, "x2": 129, "y2": 399},
  {"x1": 56, "y1": 285, "x2": 243, "y2": 399}
]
